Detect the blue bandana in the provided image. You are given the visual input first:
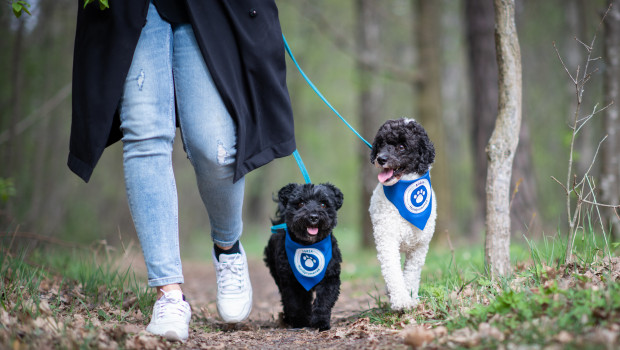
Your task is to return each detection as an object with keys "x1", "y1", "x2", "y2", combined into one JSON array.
[
  {"x1": 383, "y1": 171, "x2": 433, "y2": 230},
  {"x1": 277, "y1": 227, "x2": 332, "y2": 291}
]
